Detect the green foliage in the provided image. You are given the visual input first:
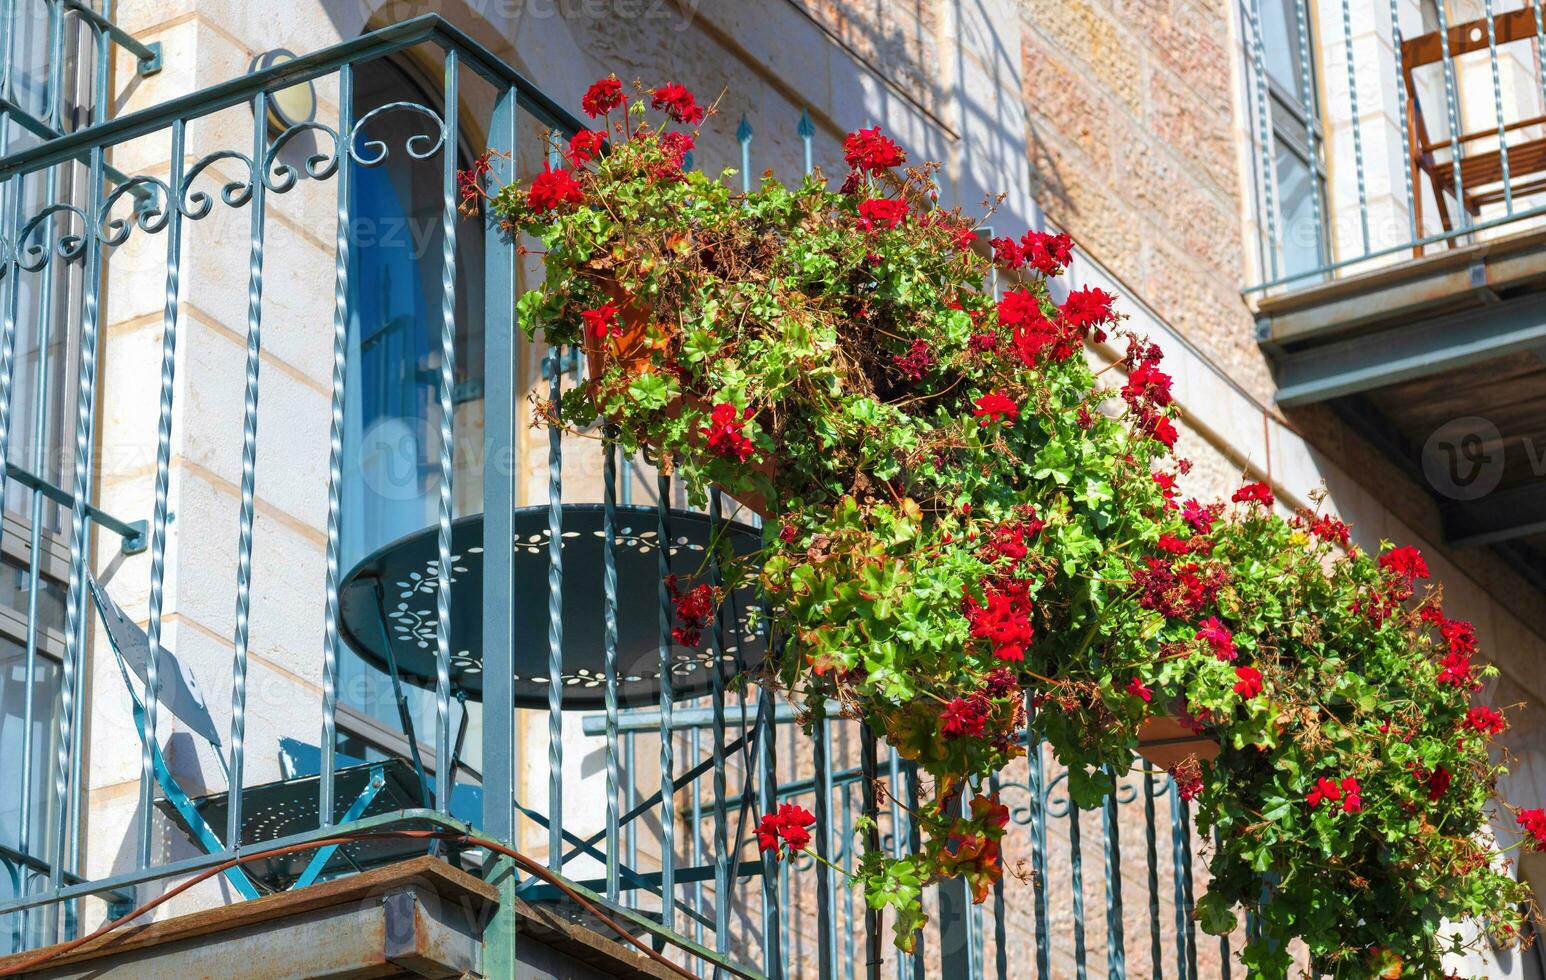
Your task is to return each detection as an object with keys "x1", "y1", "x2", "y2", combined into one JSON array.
[{"x1": 480, "y1": 84, "x2": 1534, "y2": 976}]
